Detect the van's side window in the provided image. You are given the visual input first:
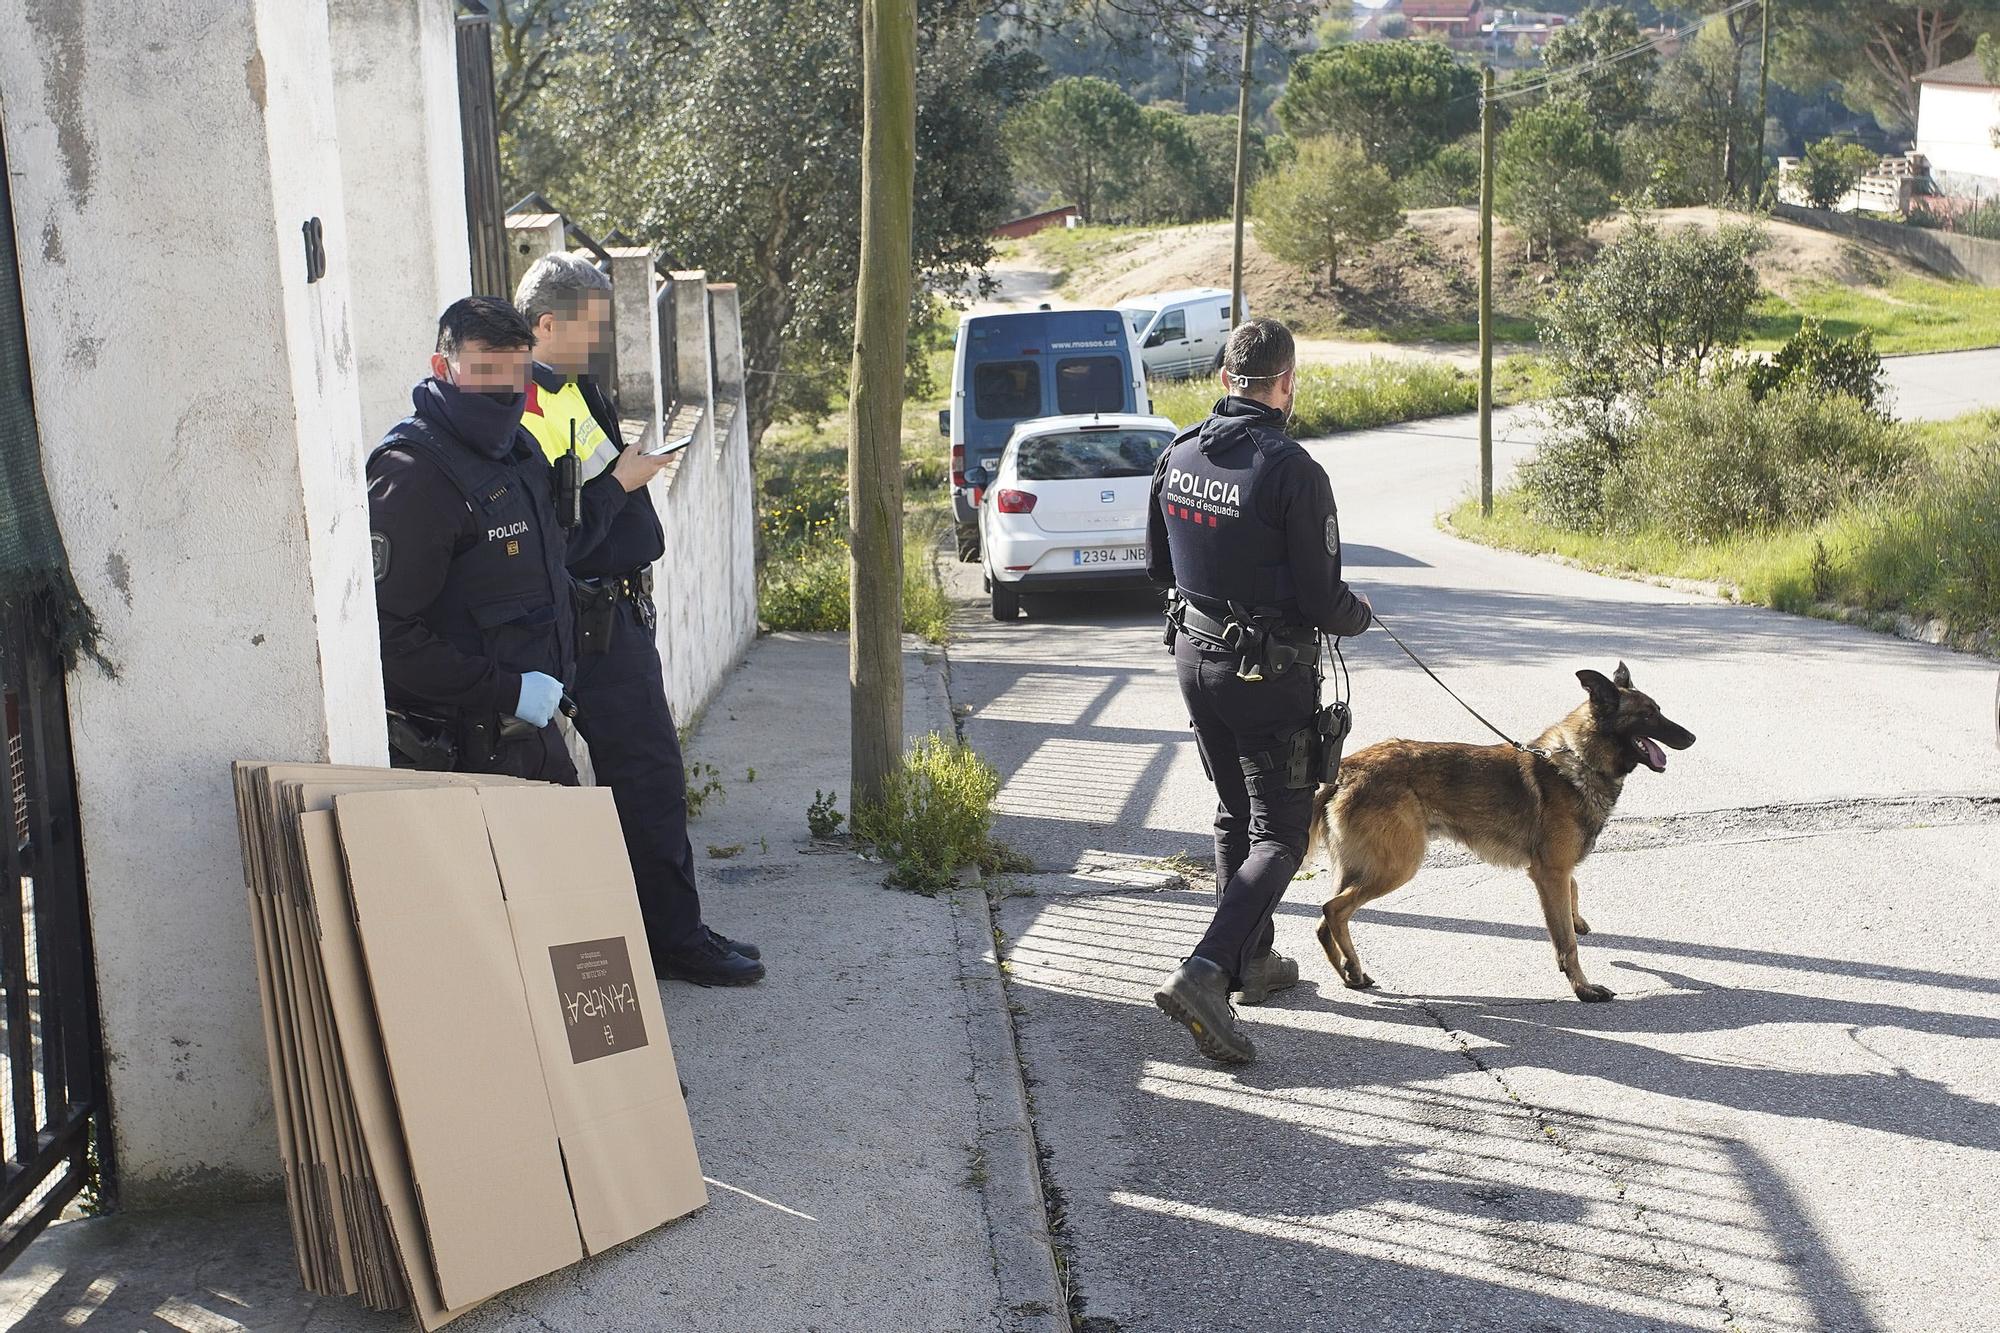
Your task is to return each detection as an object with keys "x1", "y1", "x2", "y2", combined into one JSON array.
[
  {"x1": 1055, "y1": 356, "x2": 1125, "y2": 414},
  {"x1": 973, "y1": 361, "x2": 1041, "y2": 419},
  {"x1": 1145, "y1": 309, "x2": 1186, "y2": 347},
  {"x1": 1218, "y1": 306, "x2": 1231, "y2": 326}
]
